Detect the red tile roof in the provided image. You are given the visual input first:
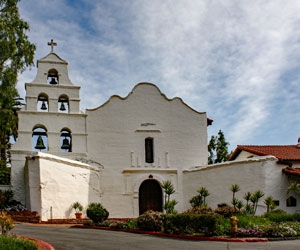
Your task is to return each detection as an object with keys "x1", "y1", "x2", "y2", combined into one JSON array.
[
  {"x1": 228, "y1": 145, "x2": 300, "y2": 161},
  {"x1": 282, "y1": 167, "x2": 300, "y2": 177}
]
